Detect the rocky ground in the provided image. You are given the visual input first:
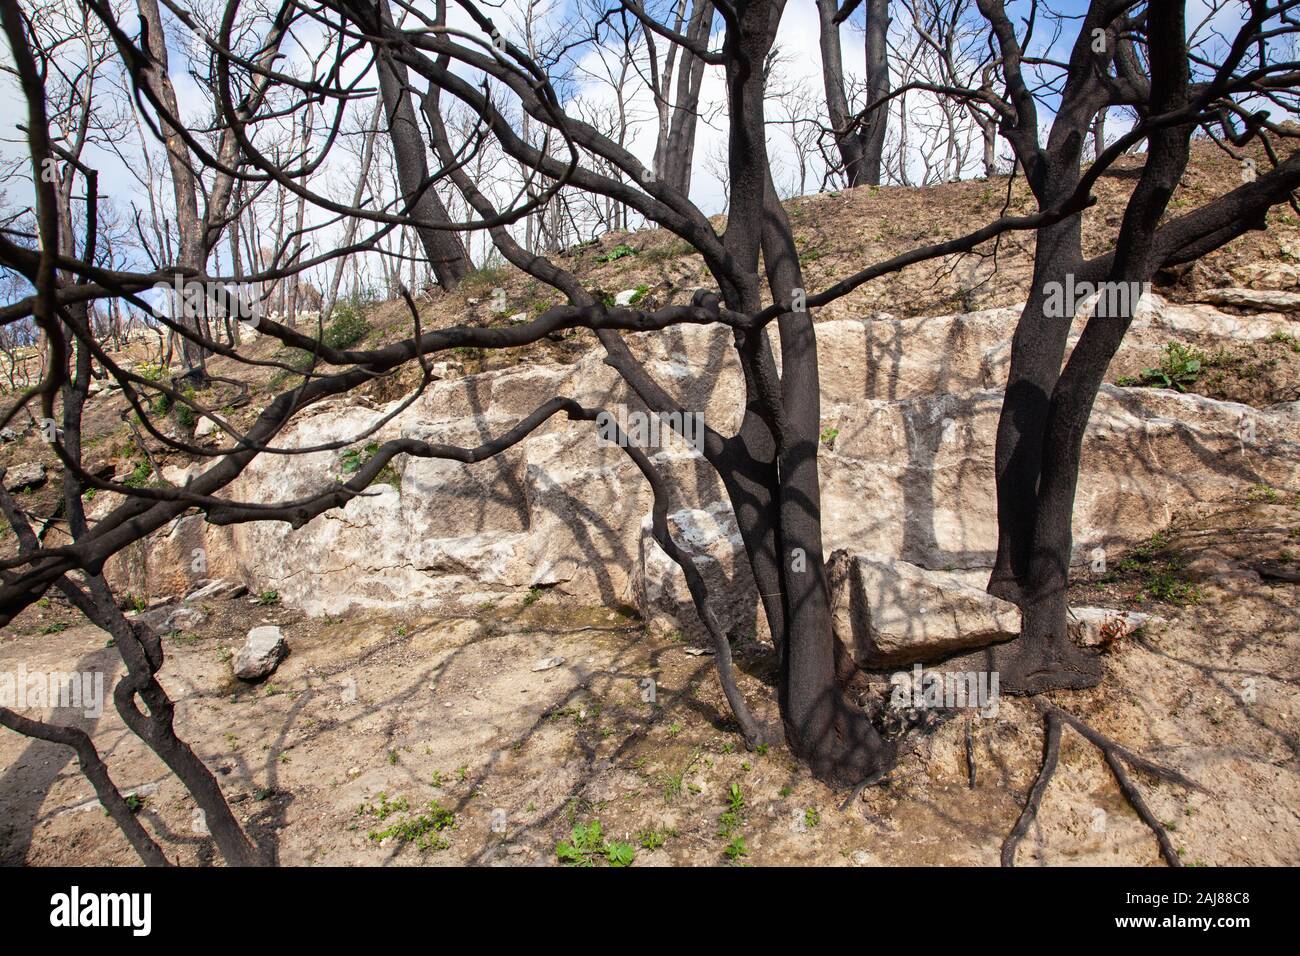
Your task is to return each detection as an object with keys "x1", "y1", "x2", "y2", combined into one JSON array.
[
  {"x1": 2, "y1": 484, "x2": 1295, "y2": 866},
  {"x1": 1, "y1": 141, "x2": 1298, "y2": 867}
]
